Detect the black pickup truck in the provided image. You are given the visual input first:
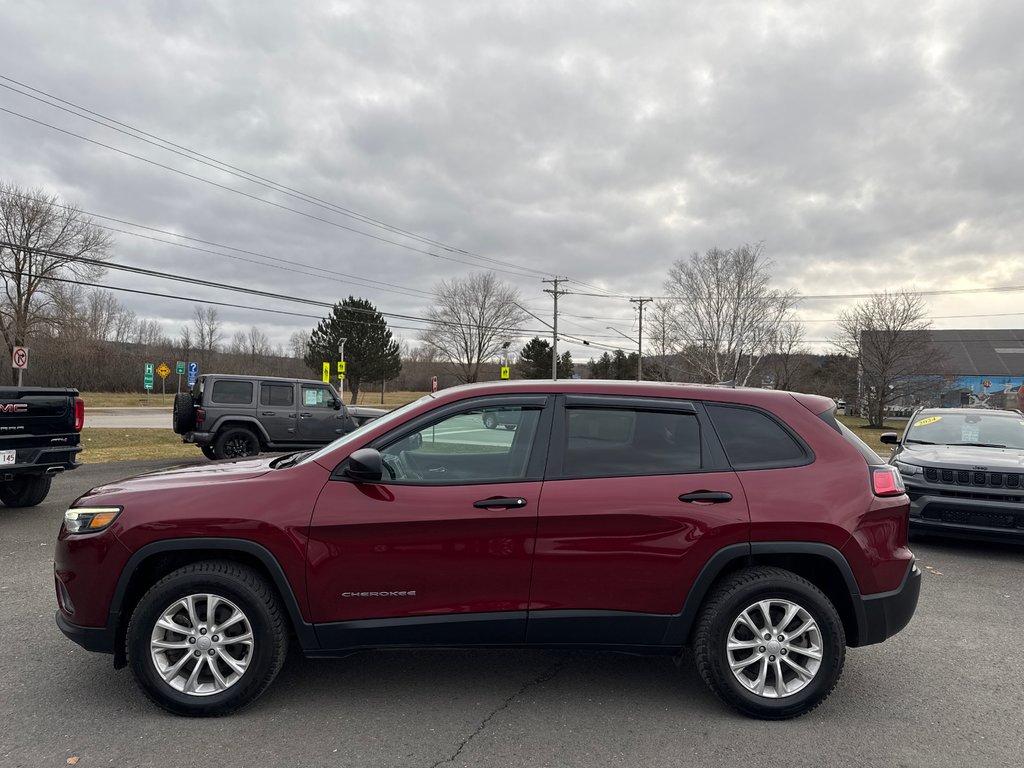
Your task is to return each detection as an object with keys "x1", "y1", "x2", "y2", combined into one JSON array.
[{"x1": 0, "y1": 387, "x2": 84, "y2": 507}]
